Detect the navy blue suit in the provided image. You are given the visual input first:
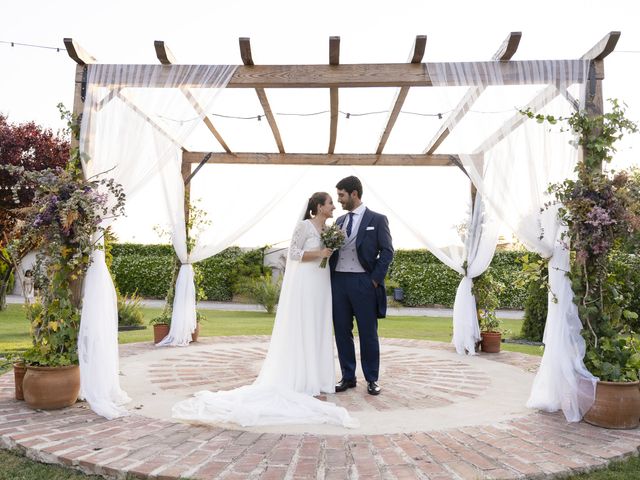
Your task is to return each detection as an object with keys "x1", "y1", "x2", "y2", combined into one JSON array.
[{"x1": 329, "y1": 208, "x2": 394, "y2": 382}]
